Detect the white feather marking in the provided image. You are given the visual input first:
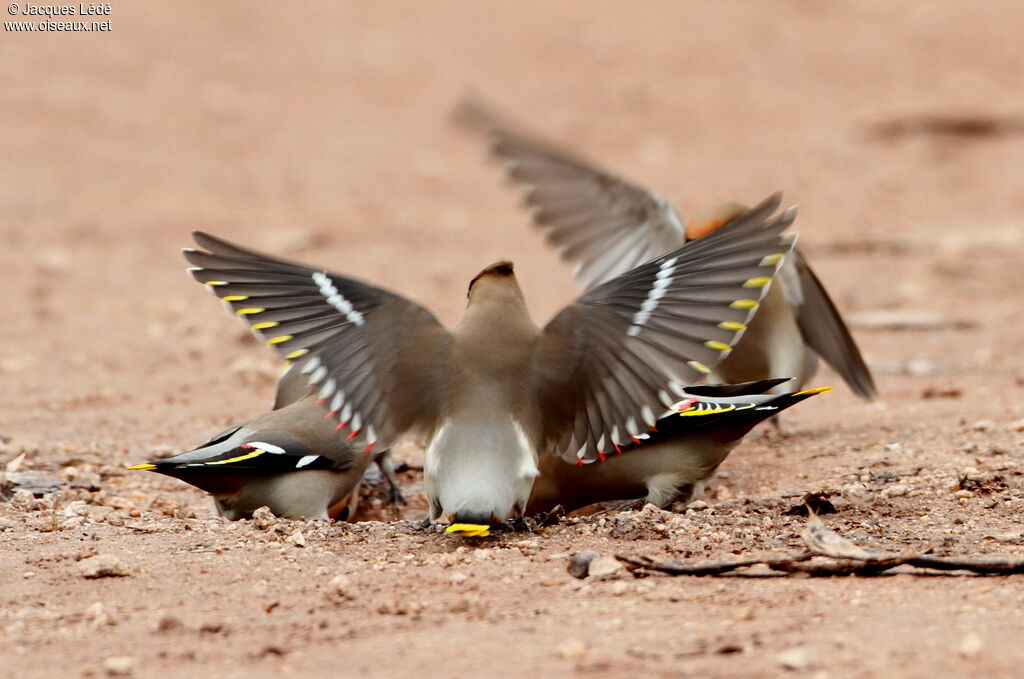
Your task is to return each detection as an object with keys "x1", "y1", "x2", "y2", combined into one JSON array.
[
  {"x1": 366, "y1": 425, "x2": 377, "y2": 445},
  {"x1": 659, "y1": 390, "x2": 675, "y2": 408},
  {"x1": 575, "y1": 442, "x2": 587, "y2": 460},
  {"x1": 641, "y1": 405, "x2": 656, "y2": 428},
  {"x1": 596, "y1": 434, "x2": 606, "y2": 453},
  {"x1": 329, "y1": 391, "x2": 344, "y2": 413},
  {"x1": 312, "y1": 271, "x2": 365, "y2": 326},
  {"x1": 626, "y1": 417, "x2": 640, "y2": 437},
  {"x1": 295, "y1": 455, "x2": 319, "y2": 468},
  {"x1": 627, "y1": 258, "x2": 677, "y2": 335},
  {"x1": 611, "y1": 426, "x2": 622, "y2": 446},
  {"x1": 248, "y1": 441, "x2": 285, "y2": 455},
  {"x1": 340, "y1": 403, "x2": 353, "y2": 422},
  {"x1": 309, "y1": 365, "x2": 327, "y2": 384},
  {"x1": 300, "y1": 356, "x2": 321, "y2": 375},
  {"x1": 350, "y1": 412, "x2": 362, "y2": 432},
  {"x1": 318, "y1": 378, "x2": 336, "y2": 400}
]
